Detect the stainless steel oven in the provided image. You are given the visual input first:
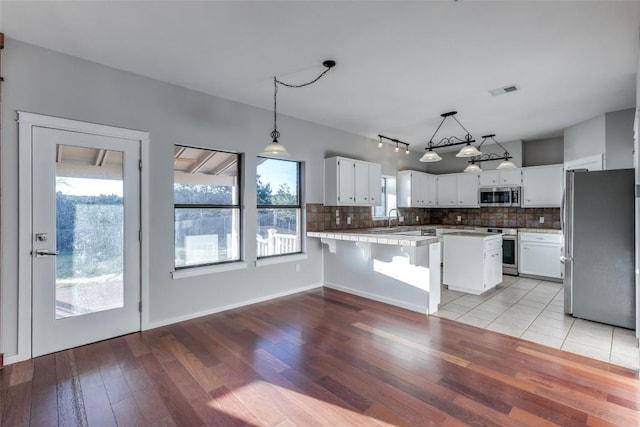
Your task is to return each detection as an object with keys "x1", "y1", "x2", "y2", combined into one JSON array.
[
  {"x1": 478, "y1": 186, "x2": 521, "y2": 207},
  {"x1": 476, "y1": 227, "x2": 518, "y2": 275}
]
